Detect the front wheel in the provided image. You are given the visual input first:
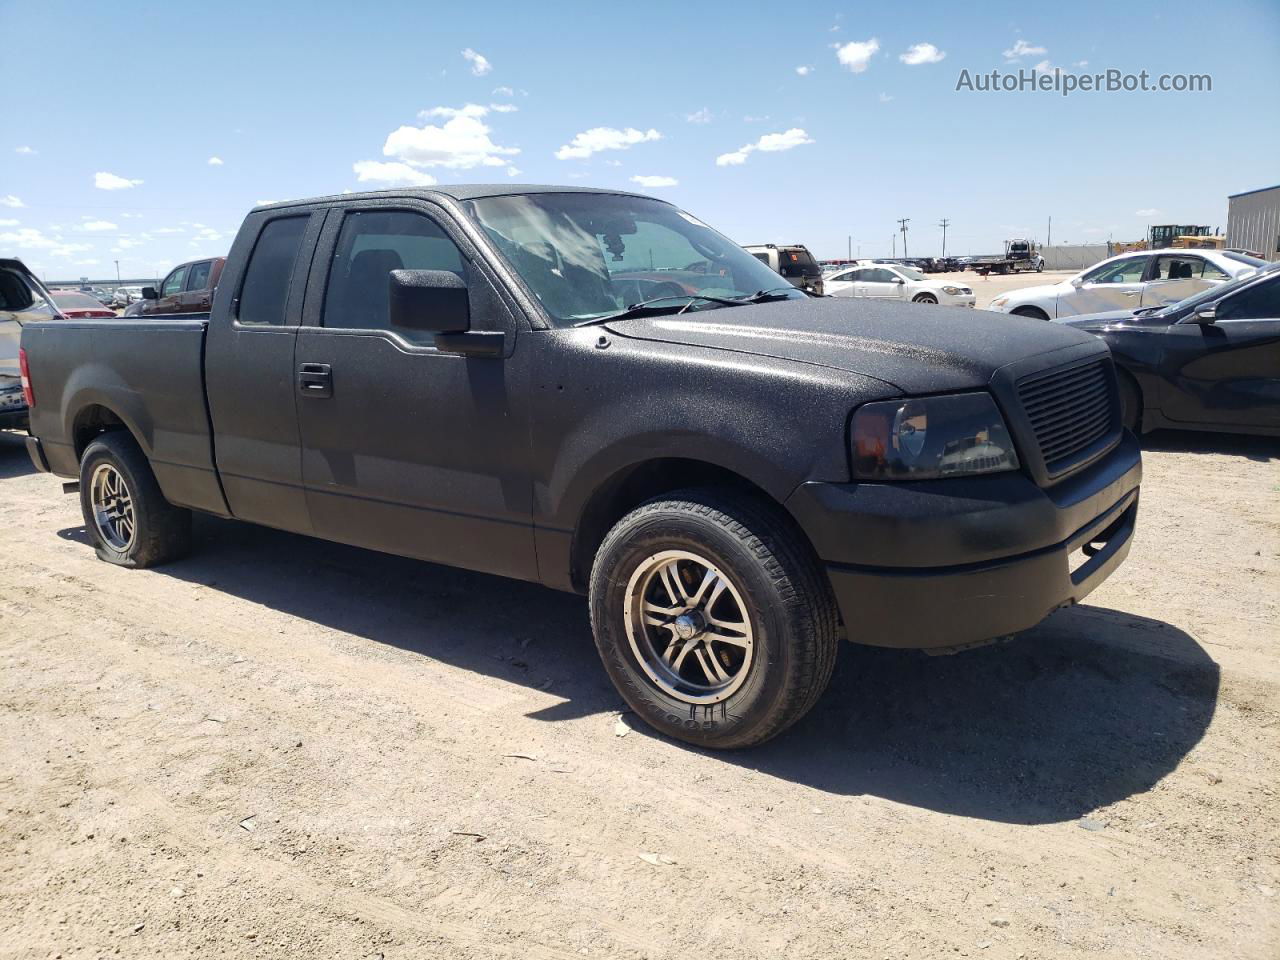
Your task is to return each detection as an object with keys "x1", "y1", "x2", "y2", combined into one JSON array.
[
  {"x1": 79, "y1": 432, "x2": 192, "y2": 568},
  {"x1": 589, "y1": 491, "x2": 838, "y2": 749},
  {"x1": 913, "y1": 293, "x2": 938, "y2": 304}
]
